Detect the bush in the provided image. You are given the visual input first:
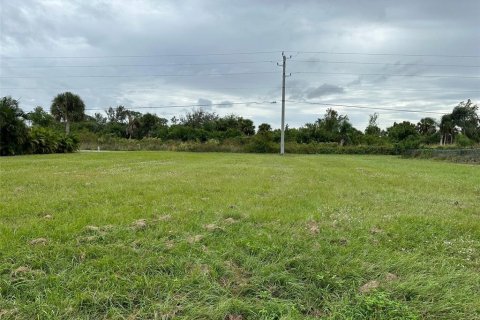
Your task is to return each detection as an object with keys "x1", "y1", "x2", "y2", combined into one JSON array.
[
  {"x1": 28, "y1": 127, "x2": 79, "y2": 154},
  {"x1": 29, "y1": 127, "x2": 60, "y2": 154},
  {"x1": 245, "y1": 134, "x2": 278, "y2": 153},
  {"x1": 456, "y1": 134, "x2": 474, "y2": 147},
  {"x1": 57, "y1": 134, "x2": 79, "y2": 153},
  {"x1": 393, "y1": 136, "x2": 421, "y2": 154},
  {"x1": 0, "y1": 97, "x2": 29, "y2": 156}
]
